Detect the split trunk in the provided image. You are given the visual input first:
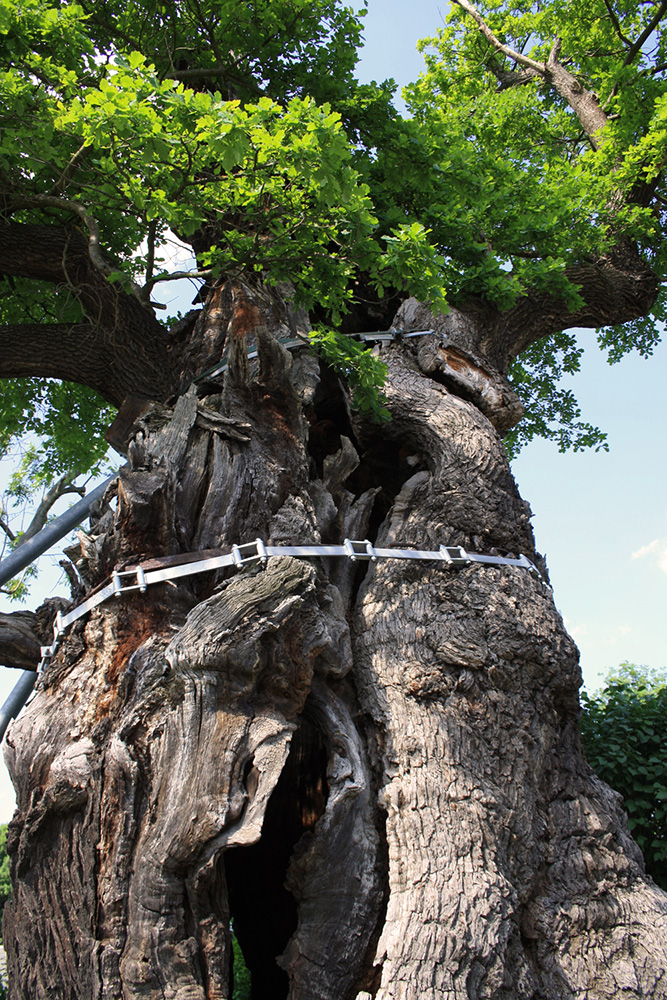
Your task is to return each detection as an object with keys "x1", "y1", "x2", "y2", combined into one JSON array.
[{"x1": 3, "y1": 284, "x2": 667, "y2": 999}]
